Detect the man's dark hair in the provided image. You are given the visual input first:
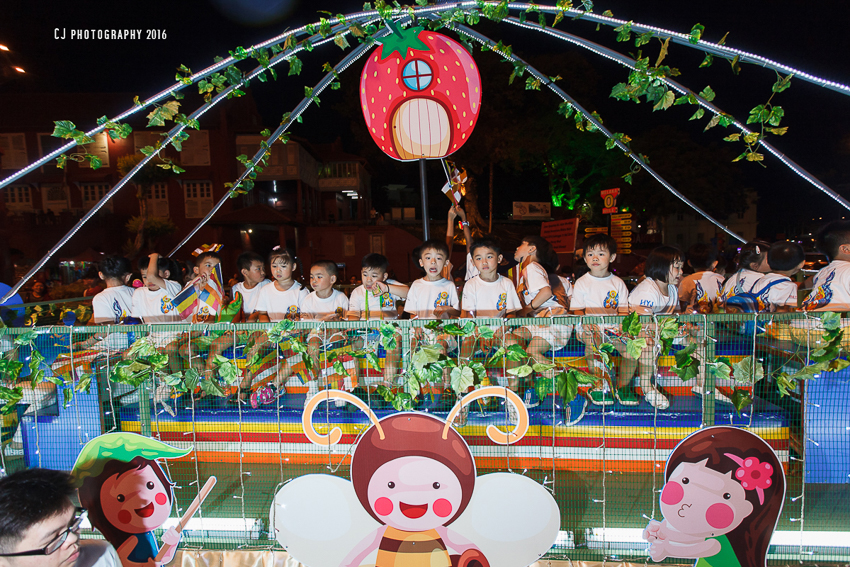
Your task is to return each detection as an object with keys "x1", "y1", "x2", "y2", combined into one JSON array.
[
  {"x1": 313, "y1": 260, "x2": 339, "y2": 279},
  {"x1": 645, "y1": 246, "x2": 684, "y2": 283},
  {"x1": 768, "y1": 241, "x2": 805, "y2": 272},
  {"x1": 0, "y1": 469, "x2": 75, "y2": 553},
  {"x1": 194, "y1": 251, "x2": 222, "y2": 267},
  {"x1": 237, "y1": 251, "x2": 264, "y2": 274},
  {"x1": 583, "y1": 233, "x2": 618, "y2": 256},
  {"x1": 361, "y1": 253, "x2": 389, "y2": 273},
  {"x1": 470, "y1": 238, "x2": 502, "y2": 258},
  {"x1": 686, "y1": 243, "x2": 717, "y2": 272},
  {"x1": 98, "y1": 256, "x2": 132, "y2": 281},
  {"x1": 418, "y1": 239, "x2": 450, "y2": 258},
  {"x1": 817, "y1": 220, "x2": 850, "y2": 261}
]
